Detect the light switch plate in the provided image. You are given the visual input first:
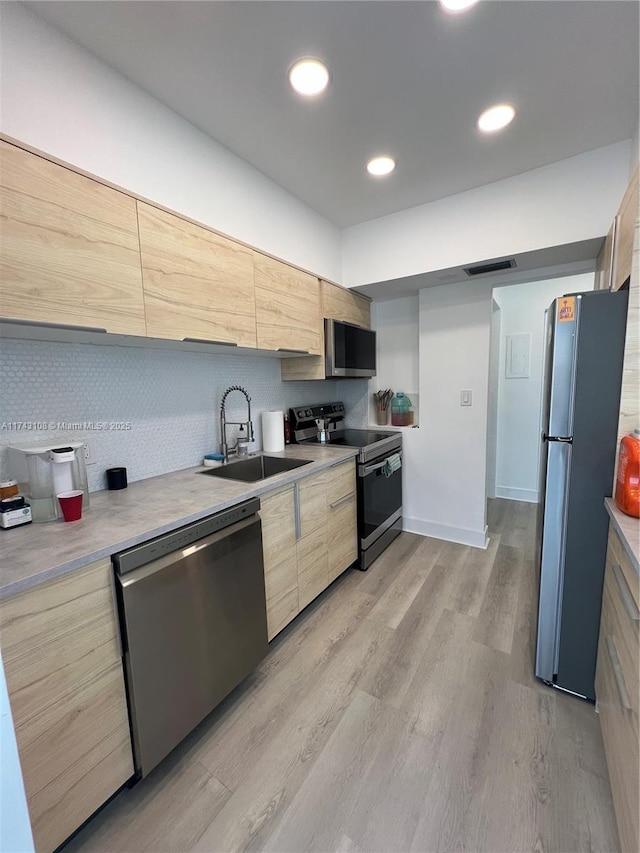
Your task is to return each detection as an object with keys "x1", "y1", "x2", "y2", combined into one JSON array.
[{"x1": 460, "y1": 389, "x2": 472, "y2": 406}]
